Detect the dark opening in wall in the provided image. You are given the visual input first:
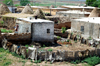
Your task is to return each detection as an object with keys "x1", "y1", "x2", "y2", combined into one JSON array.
[
  {"x1": 47, "y1": 29, "x2": 50, "y2": 33},
  {"x1": 81, "y1": 26, "x2": 84, "y2": 34}
]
